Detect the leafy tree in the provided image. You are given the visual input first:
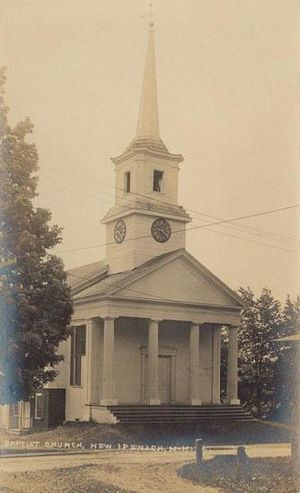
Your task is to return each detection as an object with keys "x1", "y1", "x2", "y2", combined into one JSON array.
[
  {"x1": 220, "y1": 326, "x2": 229, "y2": 401},
  {"x1": 237, "y1": 287, "x2": 282, "y2": 418},
  {"x1": 275, "y1": 295, "x2": 300, "y2": 423},
  {"x1": 0, "y1": 67, "x2": 73, "y2": 404}
]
